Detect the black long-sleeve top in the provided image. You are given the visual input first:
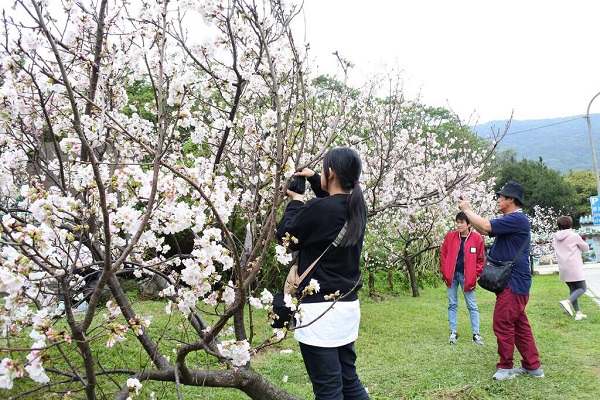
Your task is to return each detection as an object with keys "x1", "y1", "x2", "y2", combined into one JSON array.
[{"x1": 276, "y1": 174, "x2": 364, "y2": 303}]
